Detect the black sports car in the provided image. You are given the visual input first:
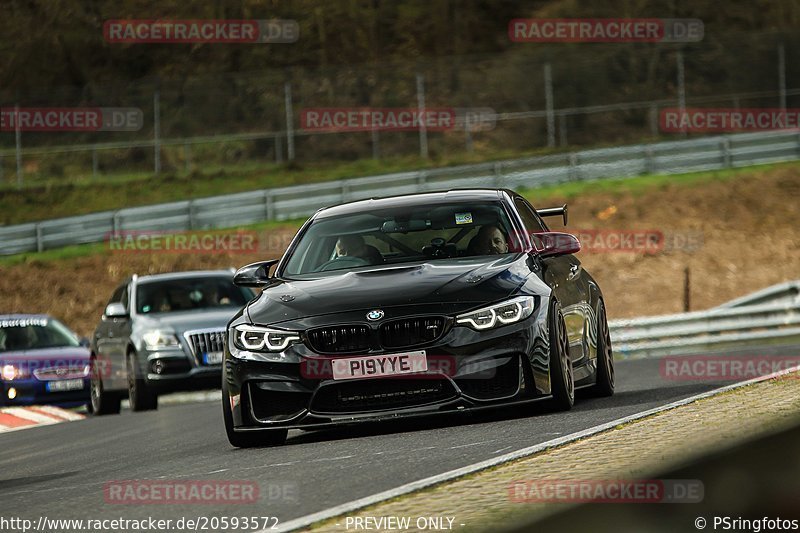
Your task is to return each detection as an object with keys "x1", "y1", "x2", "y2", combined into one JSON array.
[{"x1": 223, "y1": 189, "x2": 614, "y2": 447}]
